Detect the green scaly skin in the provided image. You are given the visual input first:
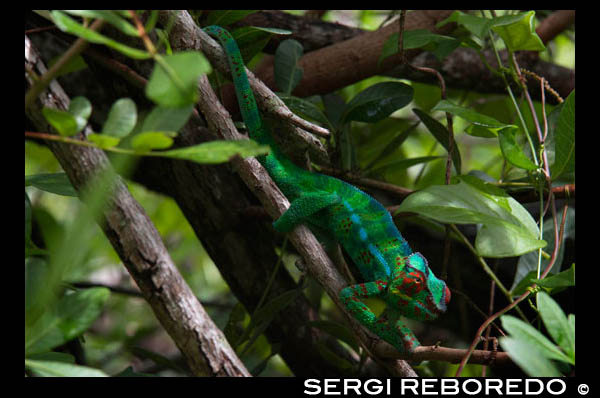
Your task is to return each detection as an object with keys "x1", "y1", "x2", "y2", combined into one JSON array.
[{"x1": 204, "y1": 25, "x2": 450, "y2": 353}]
